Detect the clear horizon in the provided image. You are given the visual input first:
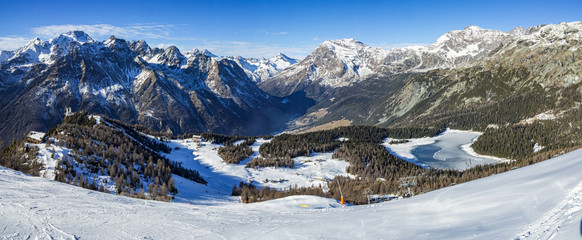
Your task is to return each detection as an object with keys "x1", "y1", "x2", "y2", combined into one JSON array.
[{"x1": 0, "y1": 0, "x2": 580, "y2": 59}]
